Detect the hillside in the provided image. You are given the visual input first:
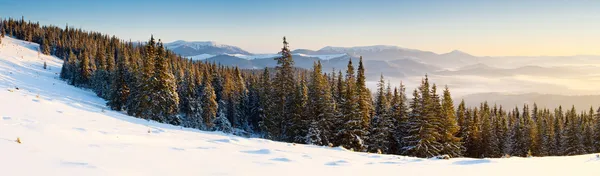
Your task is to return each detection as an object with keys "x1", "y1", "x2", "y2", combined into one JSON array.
[{"x1": 1, "y1": 36, "x2": 599, "y2": 176}]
